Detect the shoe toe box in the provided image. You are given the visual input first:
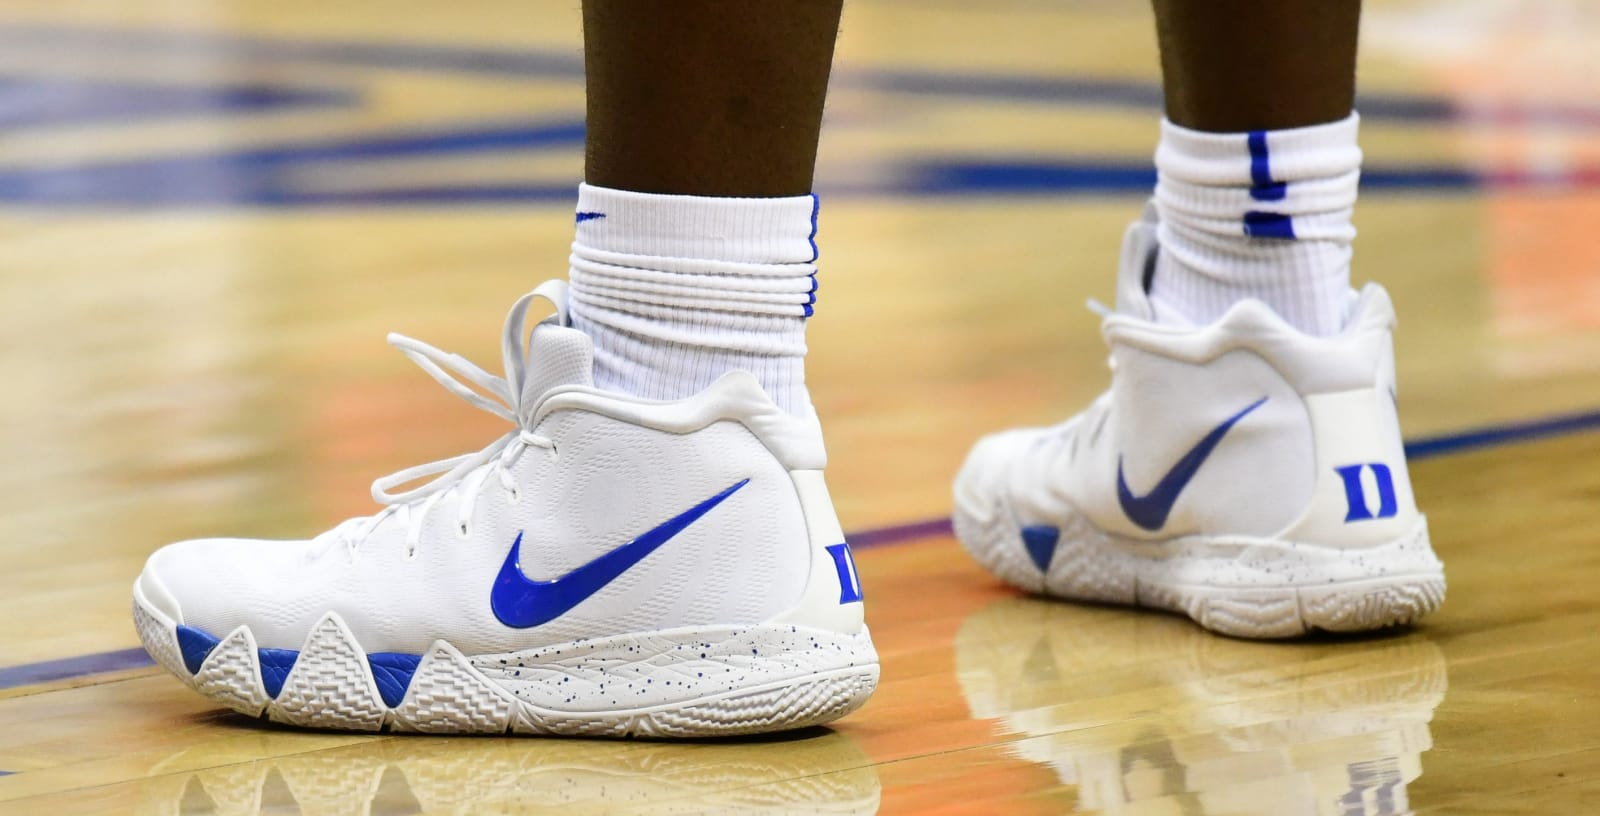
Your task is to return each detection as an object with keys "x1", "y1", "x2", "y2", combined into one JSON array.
[
  {"x1": 955, "y1": 428, "x2": 1049, "y2": 515},
  {"x1": 137, "y1": 537, "x2": 314, "y2": 641}
]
